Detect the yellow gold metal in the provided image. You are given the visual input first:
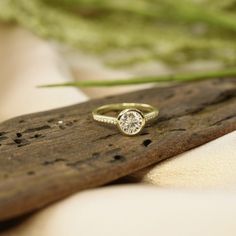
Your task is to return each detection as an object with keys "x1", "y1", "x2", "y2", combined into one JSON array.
[{"x1": 92, "y1": 103, "x2": 159, "y2": 136}]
